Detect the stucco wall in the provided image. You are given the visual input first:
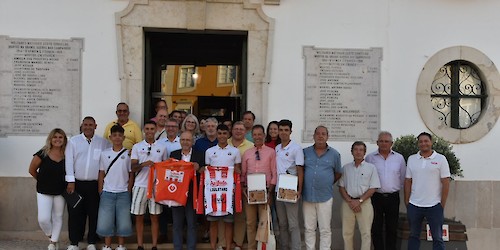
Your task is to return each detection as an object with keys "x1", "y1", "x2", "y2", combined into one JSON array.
[{"x1": 2, "y1": 0, "x2": 498, "y2": 179}]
